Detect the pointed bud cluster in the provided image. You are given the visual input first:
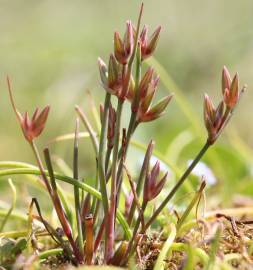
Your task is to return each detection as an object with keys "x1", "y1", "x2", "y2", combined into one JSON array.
[
  {"x1": 222, "y1": 66, "x2": 239, "y2": 109},
  {"x1": 143, "y1": 161, "x2": 167, "y2": 203},
  {"x1": 203, "y1": 94, "x2": 224, "y2": 144},
  {"x1": 98, "y1": 55, "x2": 122, "y2": 96},
  {"x1": 7, "y1": 77, "x2": 50, "y2": 143},
  {"x1": 107, "y1": 104, "x2": 116, "y2": 149},
  {"x1": 127, "y1": 67, "x2": 173, "y2": 122},
  {"x1": 21, "y1": 107, "x2": 50, "y2": 142},
  {"x1": 139, "y1": 25, "x2": 161, "y2": 61},
  {"x1": 114, "y1": 21, "x2": 134, "y2": 65},
  {"x1": 138, "y1": 67, "x2": 157, "y2": 98},
  {"x1": 203, "y1": 66, "x2": 245, "y2": 144},
  {"x1": 108, "y1": 54, "x2": 122, "y2": 94},
  {"x1": 98, "y1": 55, "x2": 136, "y2": 100}
]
